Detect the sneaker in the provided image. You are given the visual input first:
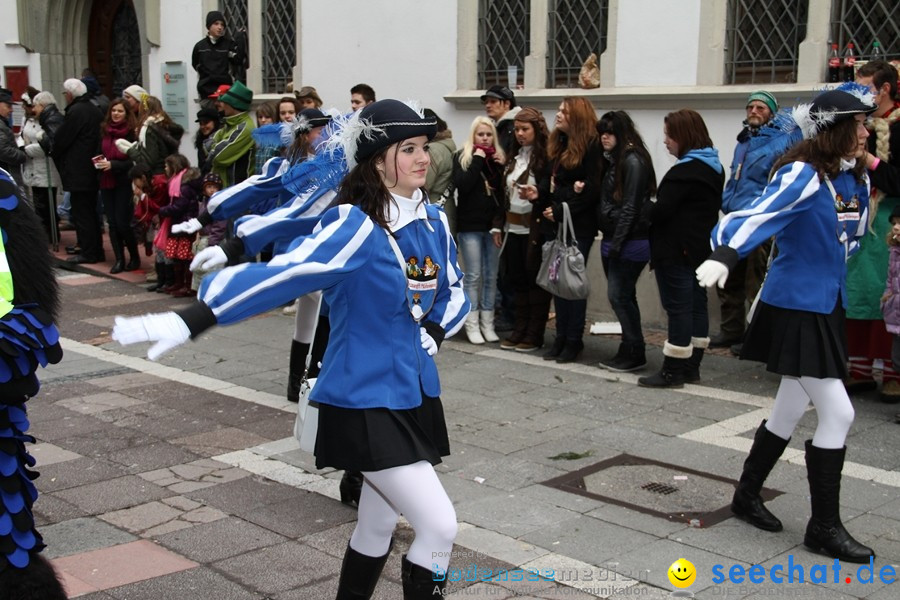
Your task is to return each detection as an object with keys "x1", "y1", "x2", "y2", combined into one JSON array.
[
  {"x1": 599, "y1": 354, "x2": 646, "y2": 373},
  {"x1": 515, "y1": 341, "x2": 540, "y2": 352}
]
